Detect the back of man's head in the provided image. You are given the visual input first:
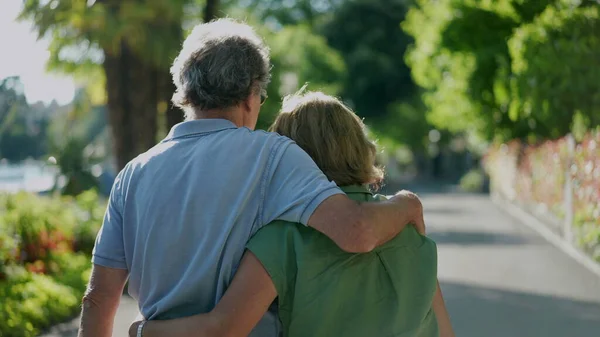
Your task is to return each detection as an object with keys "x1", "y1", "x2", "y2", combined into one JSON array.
[{"x1": 171, "y1": 18, "x2": 271, "y2": 119}]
